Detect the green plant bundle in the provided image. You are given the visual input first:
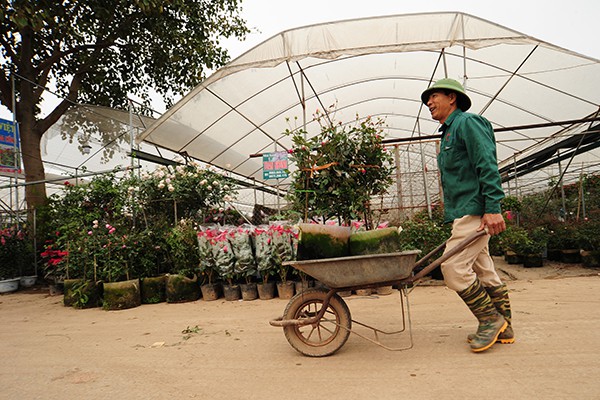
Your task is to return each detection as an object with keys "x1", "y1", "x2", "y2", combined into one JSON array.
[{"x1": 348, "y1": 227, "x2": 403, "y2": 256}]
